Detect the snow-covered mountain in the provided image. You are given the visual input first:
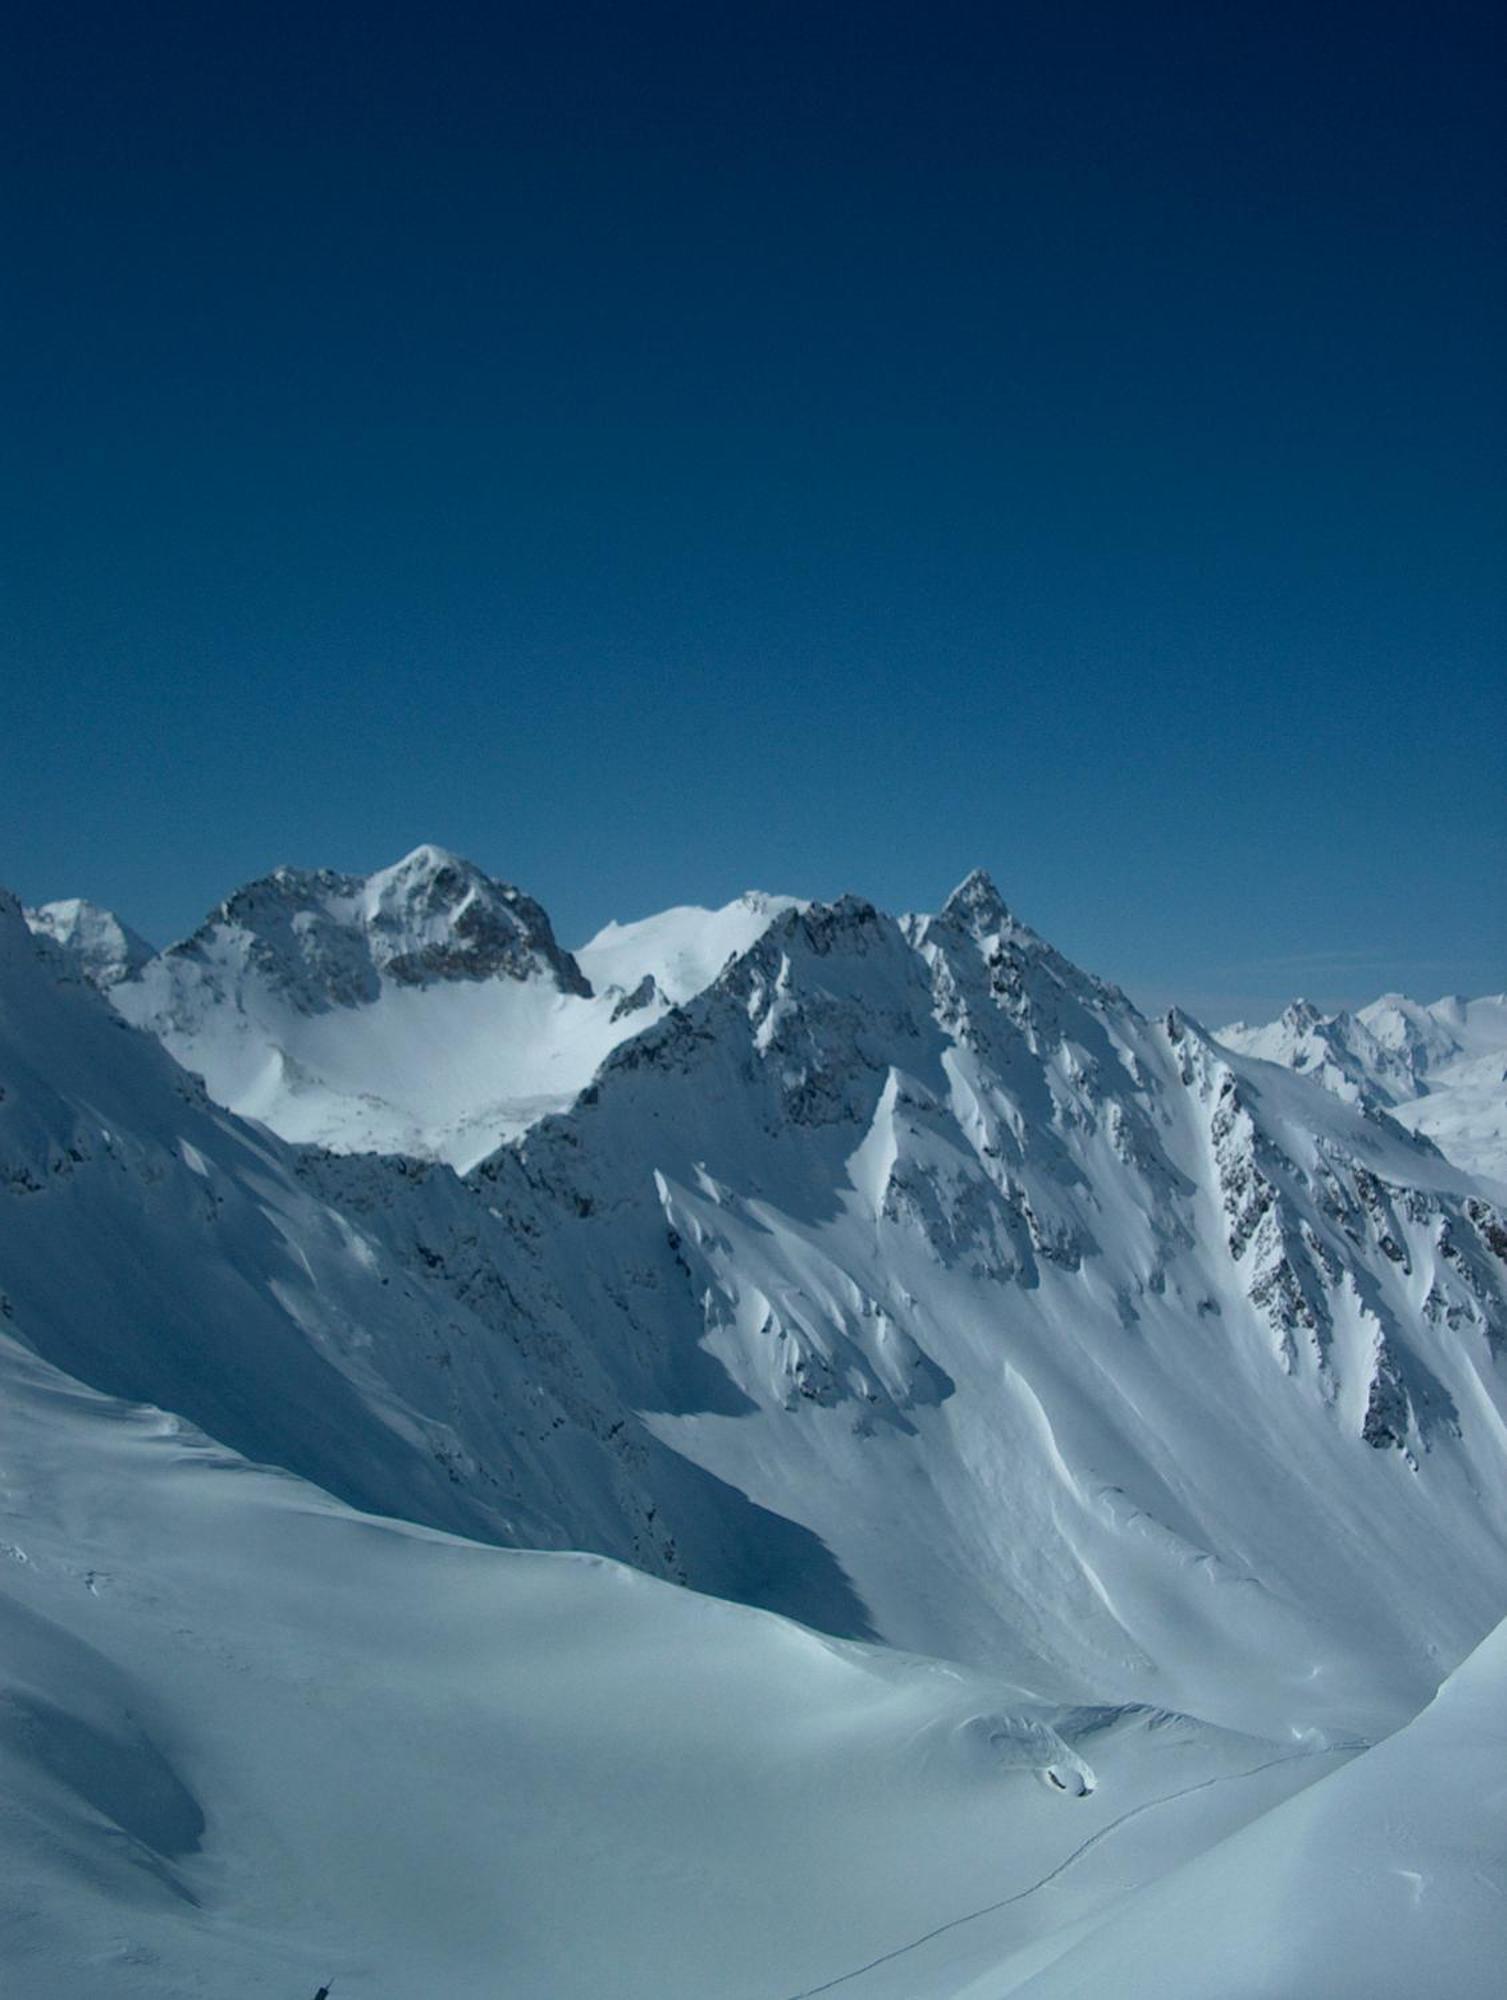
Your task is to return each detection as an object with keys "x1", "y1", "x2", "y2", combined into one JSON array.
[
  {"x1": 76, "y1": 847, "x2": 797, "y2": 1171},
  {"x1": 9, "y1": 861, "x2": 1507, "y2": 1718},
  {"x1": 1220, "y1": 992, "x2": 1507, "y2": 1189},
  {"x1": 5, "y1": 855, "x2": 1507, "y2": 1992}
]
